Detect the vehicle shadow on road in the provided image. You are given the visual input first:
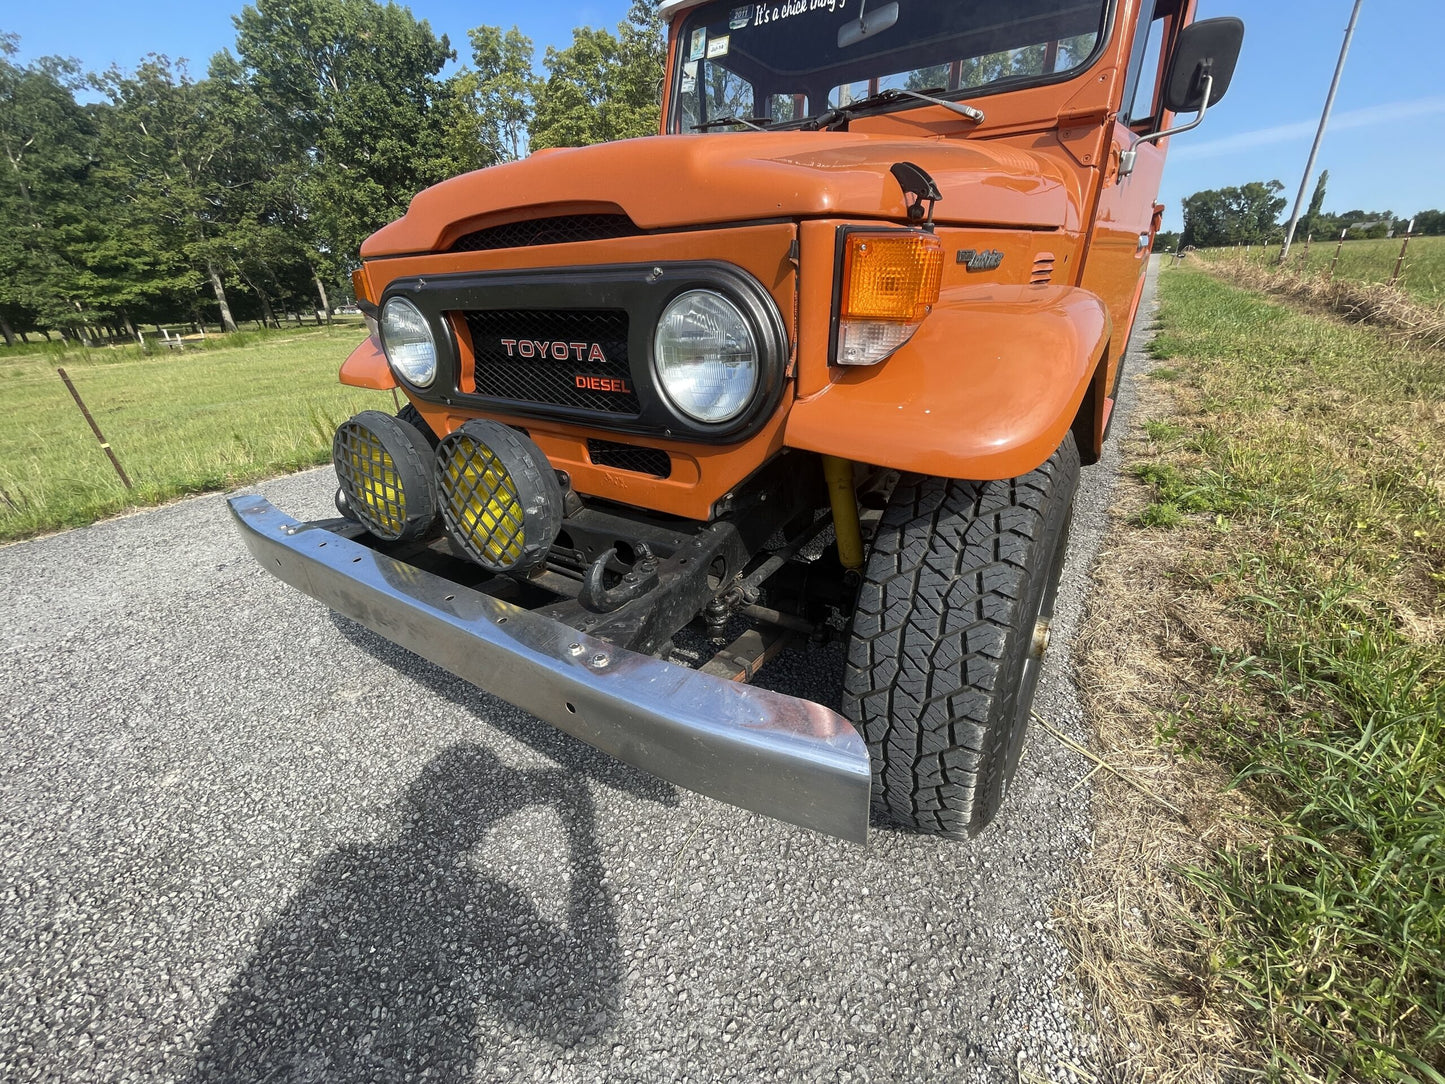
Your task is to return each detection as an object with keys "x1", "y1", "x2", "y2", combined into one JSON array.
[
  {"x1": 329, "y1": 612, "x2": 679, "y2": 808},
  {"x1": 185, "y1": 742, "x2": 619, "y2": 1083}
]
